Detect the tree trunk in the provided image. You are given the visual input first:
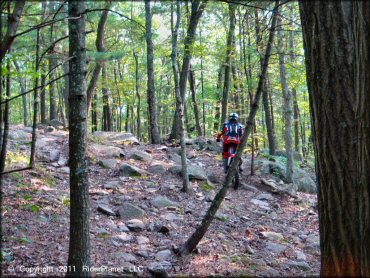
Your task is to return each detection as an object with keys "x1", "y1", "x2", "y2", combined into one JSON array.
[
  {"x1": 299, "y1": 2, "x2": 370, "y2": 276},
  {"x1": 86, "y1": 2, "x2": 110, "y2": 114},
  {"x1": 101, "y1": 64, "x2": 112, "y2": 131},
  {"x1": 292, "y1": 88, "x2": 300, "y2": 152},
  {"x1": 63, "y1": 61, "x2": 70, "y2": 125},
  {"x1": 67, "y1": 1, "x2": 90, "y2": 276},
  {"x1": 213, "y1": 64, "x2": 223, "y2": 131},
  {"x1": 178, "y1": 1, "x2": 279, "y2": 256},
  {"x1": 254, "y1": 9, "x2": 275, "y2": 155},
  {"x1": 49, "y1": 2, "x2": 57, "y2": 121},
  {"x1": 199, "y1": 28, "x2": 206, "y2": 135},
  {"x1": 170, "y1": 0, "x2": 208, "y2": 140},
  {"x1": 277, "y1": 14, "x2": 293, "y2": 183},
  {"x1": 133, "y1": 51, "x2": 141, "y2": 140},
  {"x1": 189, "y1": 64, "x2": 202, "y2": 136},
  {"x1": 221, "y1": 3, "x2": 236, "y2": 124},
  {"x1": 171, "y1": 0, "x2": 189, "y2": 192},
  {"x1": 145, "y1": 0, "x2": 161, "y2": 144},
  {"x1": 13, "y1": 60, "x2": 28, "y2": 126}
]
